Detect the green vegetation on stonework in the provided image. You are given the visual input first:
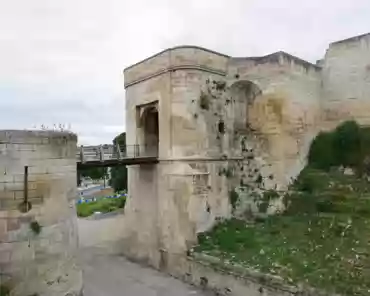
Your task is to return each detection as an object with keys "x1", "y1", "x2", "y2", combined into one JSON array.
[
  {"x1": 29, "y1": 220, "x2": 42, "y2": 235},
  {"x1": 76, "y1": 196, "x2": 126, "y2": 218},
  {"x1": 195, "y1": 121, "x2": 370, "y2": 295}
]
